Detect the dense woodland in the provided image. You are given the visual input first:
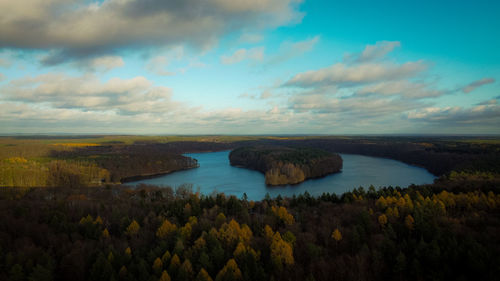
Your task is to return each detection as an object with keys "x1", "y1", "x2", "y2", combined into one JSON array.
[
  {"x1": 1, "y1": 136, "x2": 500, "y2": 280},
  {"x1": 229, "y1": 146, "x2": 342, "y2": 185},
  {"x1": 1, "y1": 174, "x2": 499, "y2": 281}
]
